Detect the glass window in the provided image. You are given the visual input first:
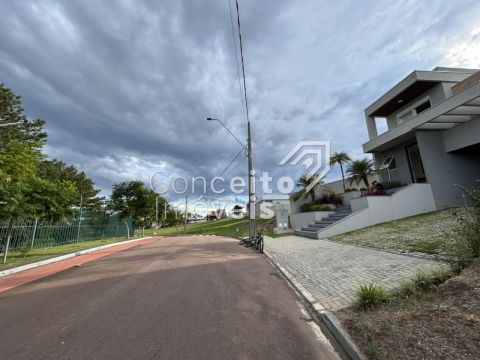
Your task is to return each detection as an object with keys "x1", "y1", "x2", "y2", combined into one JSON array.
[
  {"x1": 388, "y1": 157, "x2": 396, "y2": 170},
  {"x1": 396, "y1": 98, "x2": 432, "y2": 125},
  {"x1": 379, "y1": 155, "x2": 394, "y2": 170},
  {"x1": 397, "y1": 110, "x2": 414, "y2": 125},
  {"x1": 415, "y1": 100, "x2": 431, "y2": 114}
]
